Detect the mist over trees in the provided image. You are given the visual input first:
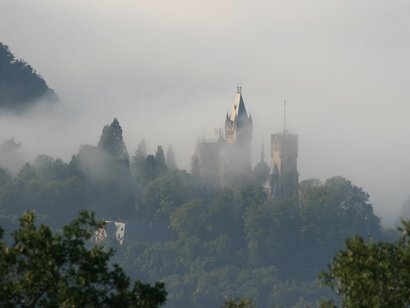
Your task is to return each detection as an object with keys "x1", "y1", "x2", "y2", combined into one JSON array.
[
  {"x1": 0, "y1": 42, "x2": 55, "y2": 109},
  {"x1": 0, "y1": 139, "x2": 24, "y2": 175},
  {"x1": 0, "y1": 118, "x2": 397, "y2": 307},
  {"x1": 2, "y1": 0, "x2": 410, "y2": 305}
]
